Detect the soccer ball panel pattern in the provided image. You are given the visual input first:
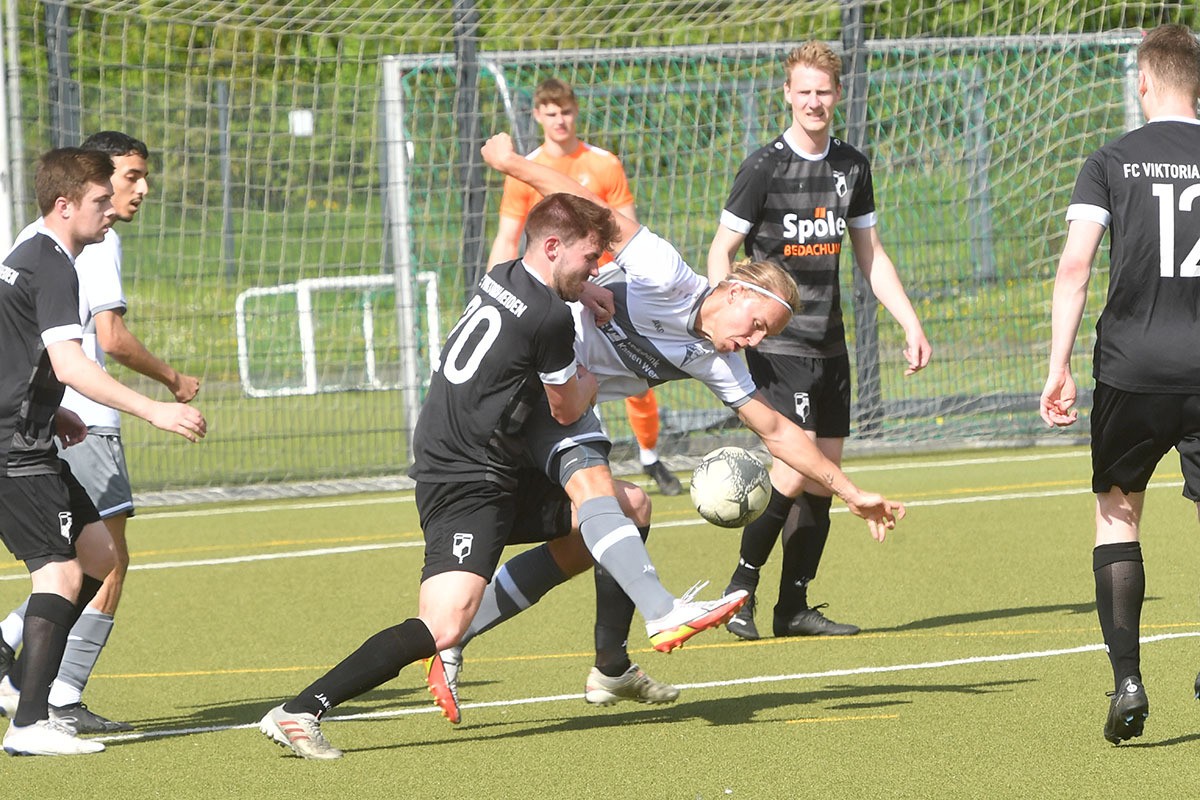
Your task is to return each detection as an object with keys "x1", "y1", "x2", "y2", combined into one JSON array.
[{"x1": 689, "y1": 447, "x2": 771, "y2": 528}]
